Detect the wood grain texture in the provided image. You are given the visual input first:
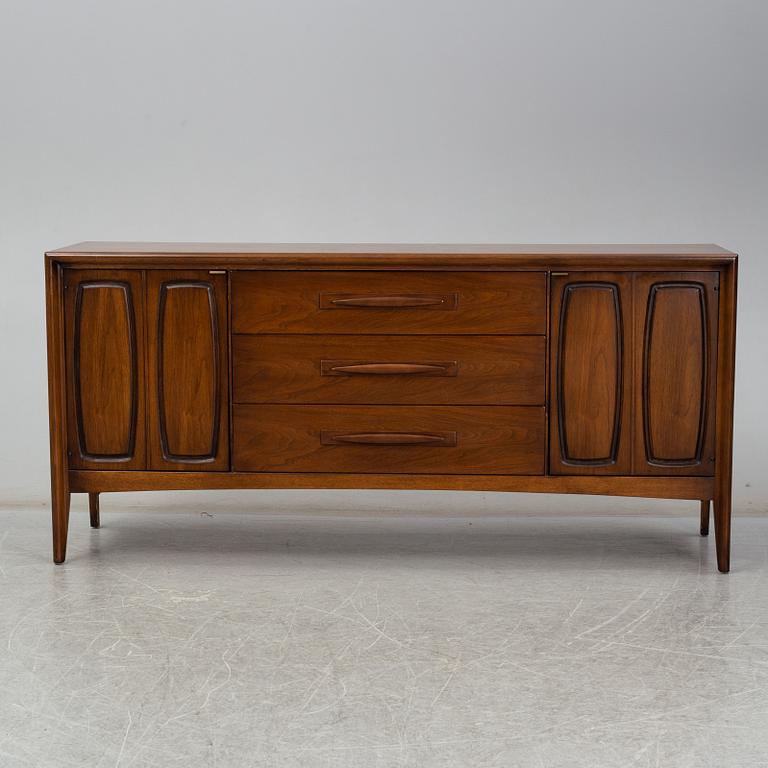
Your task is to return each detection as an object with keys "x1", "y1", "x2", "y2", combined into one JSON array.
[
  {"x1": 714, "y1": 259, "x2": 738, "y2": 572},
  {"x1": 147, "y1": 271, "x2": 229, "y2": 470},
  {"x1": 233, "y1": 334, "x2": 545, "y2": 405},
  {"x1": 233, "y1": 405, "x2": 545, "y2": 474},
  {"x1": 633, "y1": 272, "x2": 718, "y2": 476},
  {"x1": 46, "y1": 244, "x2": 737, "y2": 273},
  {"x1": 64, "y1": 270, "x2": 146, "y2": 470},
  {"x1": 232, "y1": 272, "x2": 546, "y2": 334},
  {"x1": 320, "y1": 293, "x2": 458, "y2": 309},
  {"x1": 70, "y1": 470, "x2": 714, "y2": 500},
  {"x1": 49, "y1": 242, "x2": 737, "y2": 256},
  {"x1": 549, "y1": 274, "x2": 632, "y2": 475},
  {"x1": 45, "y1": 256, "x2": 70, "y2": 563},
  {"x1": 320, "y1": 431, "x2": 457, "y2": 447},
  {"x1": 321, "y1": 361, "x2": 459, "y2": 377},
  {"x1": 88, "y1": 492, "x2": 100, "y2": 528},
  {"x1": 700, "y1": 499, "x2": 710, "y2": 536}
]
